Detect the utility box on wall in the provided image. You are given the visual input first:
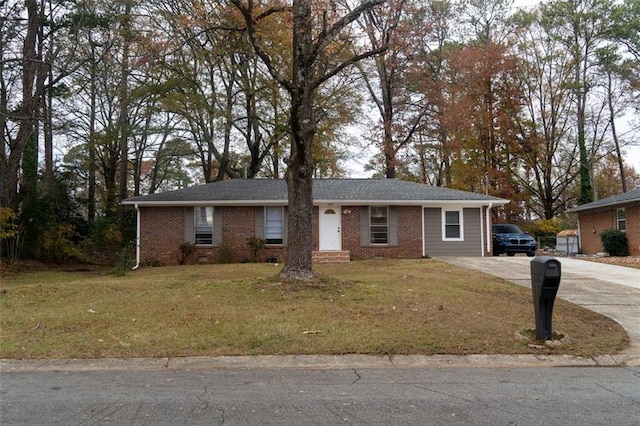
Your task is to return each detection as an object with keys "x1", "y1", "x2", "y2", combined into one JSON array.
[{"x1": 556, "y1": 229, "x2": 579, "y2": 255}]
